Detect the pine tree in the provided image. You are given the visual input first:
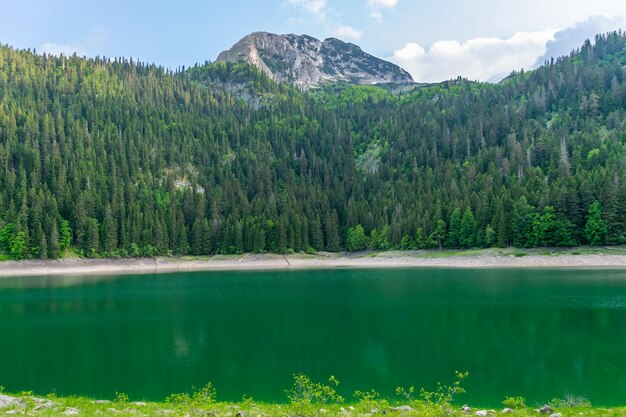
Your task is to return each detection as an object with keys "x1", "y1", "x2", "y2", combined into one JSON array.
[
  {"x1": 49, "y1": 221, "x2": 61, "y2": 259},
  {"x1": 460, "y1": 207, "x2": 477, "y2": 249},
  {"x1": 584, "y1": 201, "x2": 608, "y2": 245},
  {"x1": 324, "y1": 211, "x2": 341, "y2": 252},
  {"x1": 512, "y1": 197, "x2": 535, "y2": 248},
  {"x1": 430, "y1": 220, "x2": 447, "y2": 249},
  {"x1": 447, "y1": 208, "x2": 462, "y2": 249}
]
